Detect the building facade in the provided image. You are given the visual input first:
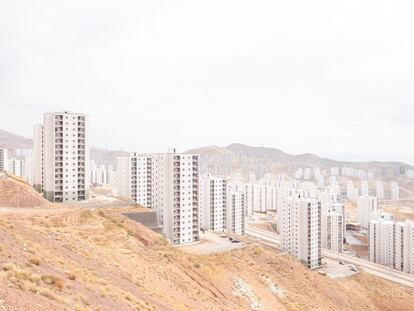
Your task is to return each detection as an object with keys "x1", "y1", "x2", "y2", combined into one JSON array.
[
  {"x1": 152, "y1": 152, "x2": 200, "y2": 245},
  {"x1": 200, "y1": 174, "x2": 227, "y2": 232},
  {"x1": 0, "y1": 148, "x2": 7, "y2": 172},
  {"x1": 278, "y1": 197, "x2": 322, "y2": 269},
  {"x1": 33, "y1": 111, "x2": 90, "y2": 202},
  {"x1": 357, "y1": 196, "x2": 378, "y2": 228},
  {"x1": 227, "y1": 190, "x2": 245, "y2": 235}
]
